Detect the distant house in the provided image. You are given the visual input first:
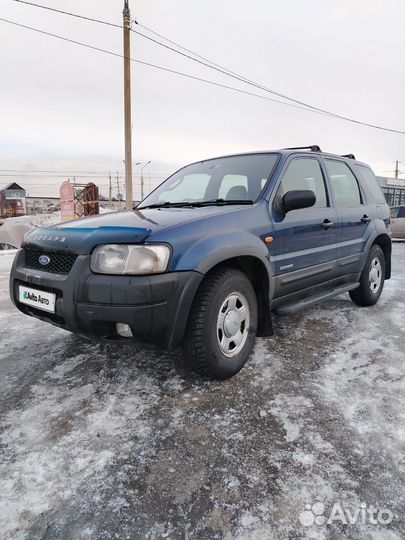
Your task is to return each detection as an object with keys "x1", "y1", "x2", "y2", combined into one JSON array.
[
  {"x1": 0, "y1": 182, "x2": 27, "y2": 218},
  {"x1": 26, "y1": 196, "x2": 60, "y2": 214},
  {"x1": 99, "y1": 194, "x2": 128, "y2": 211}
]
